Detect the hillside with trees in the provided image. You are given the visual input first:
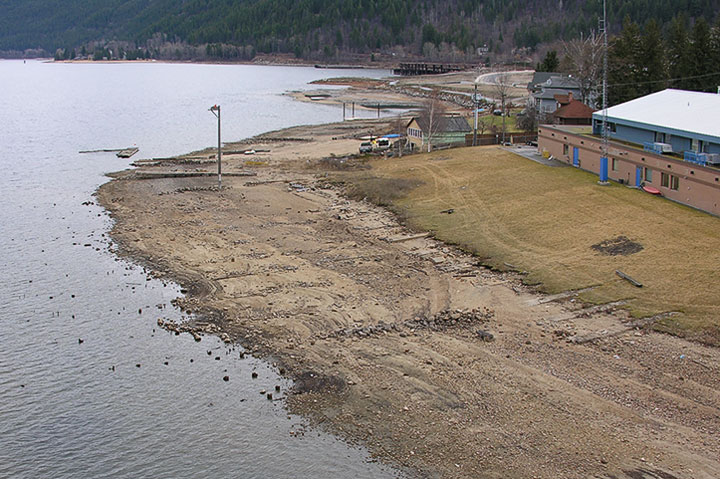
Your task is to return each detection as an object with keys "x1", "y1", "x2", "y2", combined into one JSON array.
[
  {"x1": 607, "y1": 14, "x2": 720, "y2": 101},
  {"x1": 1, "y1": 0, "x2": 719, "y2": 65}
]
